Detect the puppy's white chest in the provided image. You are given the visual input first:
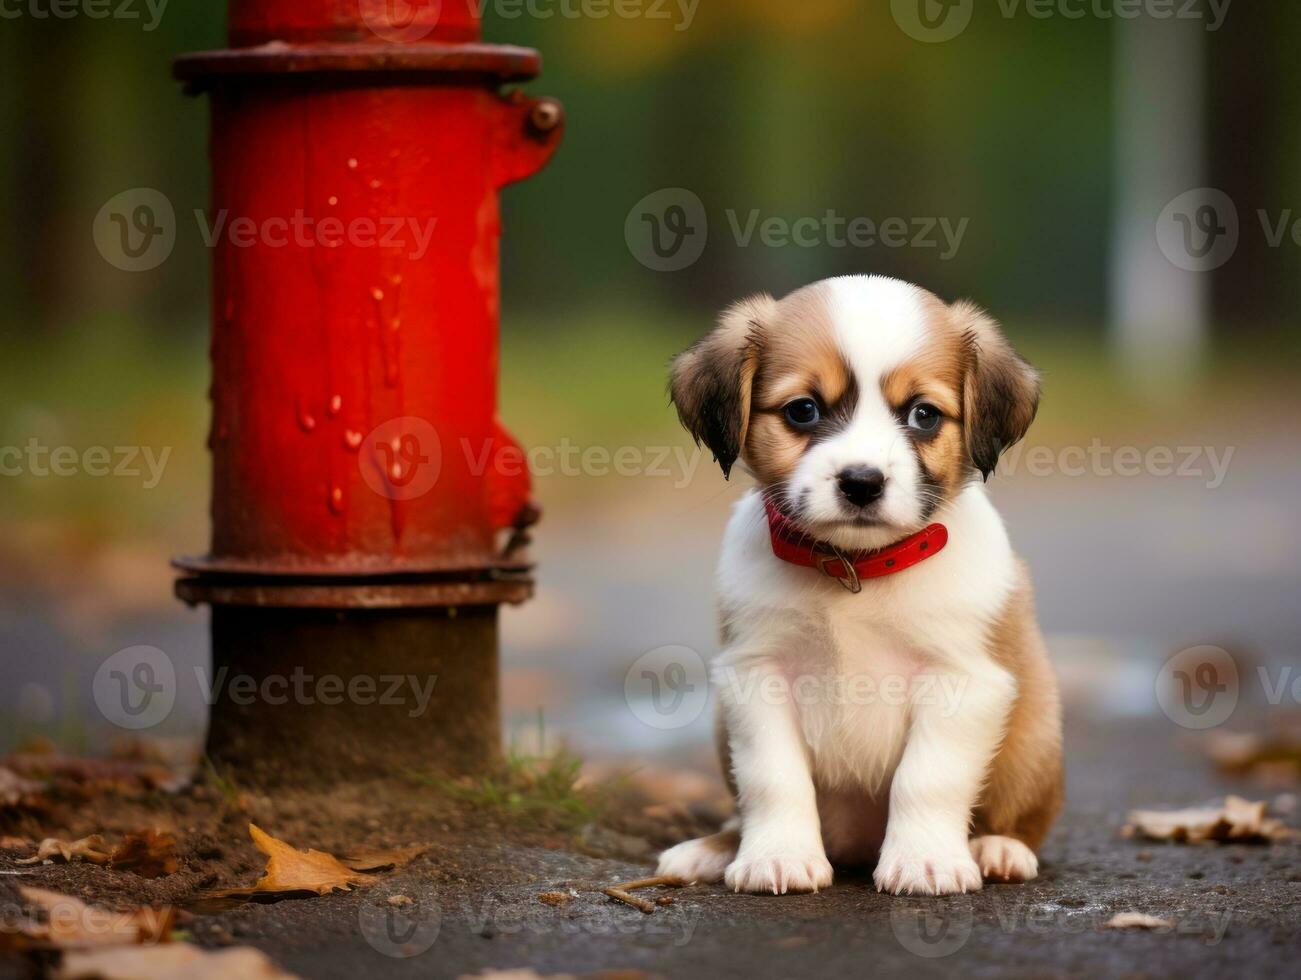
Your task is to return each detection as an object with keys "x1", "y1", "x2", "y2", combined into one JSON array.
[{"x1": 790, "y1": 616, "x2": 921, "y2": 793}]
